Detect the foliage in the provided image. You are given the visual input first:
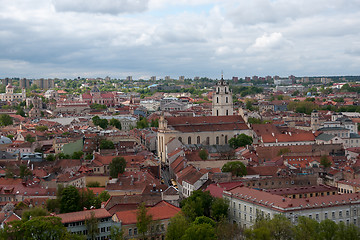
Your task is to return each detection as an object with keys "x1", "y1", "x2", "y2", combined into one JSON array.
[
  {"x1": 22, "y1": 207, "x2": 49, "y2": 221},
  {"x1": 221, "y1": 161, "x2": 247, "y2": 177},
  {"x1": 287, "y1": 101, "x2": 317, "y2": 115},
  {"x1": 85, "y1": 154, "x2": 93, "y2": 160},
  {"x1": 150, "y1": 119, "x2": 159, "y2": 127},
  {"x1": 19, "y1": 165, "x2": 32, "y2": 178},
  {"x1": 72, "y1": 151, "x2": 84, "y2": 159},
  {"x1": 215, "y1": 218, "x2": 243, "y2": 240},
  {"x1": 210, "y1": 198, "x2": 229, "y2": 221},
  {"x1": 25, "y1": 134, "x2": 35, "y2": 143},
  {"x1": 92, "y1": 116, "x2": 108, "y2": 129},
  {"x1": 198, "y1": 149, "x2": 208, "y2": 160},
  {"x1": 110, "y1": 225, "x2": 124, "y2": 240},
  {"x1": 232, "y1": 86, "x2": 263, "y2": 97},
  {"x1": 99, "y1": 139, "x2": 114, "y2": 149},
  {"x1": 136, "y1": 202, "x2": 153, "y2": 239},
  {"x1": 248, "y1": 117, "x2": 271, "y2": 124},
  {"x1": 60, "y1": 185, "x2": 81, "y2": 213},
  {"x1": 85, "y1": 211, "x2": 99, "y2": 240},
  {"x1": 245, "y1": 99, "x2": 254, "y2": 111},
  {"x1": 6, "y1": 134, "x2": 14, "y2": 140},
  {"x1": 46, "y1": 198, "x2": 60, "y2": 213},
  {"x1": 35, "y1": 125, "x2": 48, "y2": 132},
  {"x1": 181, "y1": 190, "x2": 214, "y2": 221},
  {"x1": 46, "y1": 154, "x2": 55, "y2": 161},
  {"x1": 98, "y1": 191, "x2": 111, "y2": 202},
  {"x1": 79, "y1": 189, "x2": 101, "y2": 210},
  {"x1": 181, "y1": 222, "x2": 216, "y2": 240},
  {"x1": 228, "y1": 134, "x2": 253, "y2": 148},
  {"x1": 136, "y1": 116, "x2": 149, "y2": 129},
  {"x1": 166, "y1": 213, "x2": 190, "y2": 240},
  {"x1": 320, "y1": 155, "x2": 332, "y2": 168},
  {"x1": 87, "y1": 181, "x2": 100, "y2": 188},
  {"x1": 109, "y1": 118, "x2": 122, "y2": 130},
  {"x1": 16, "y1": 108, "x2": 26, "y2": 117},
  {"x1": 0, "y1": 114, "x2": 13, "y2": 126},
  {"x1": 57, "y1": 152, "x2": 71, "y2": 159},
  {"x1": 90, "y1": 103, "x2": 107, "y2": 110},
  {"x1": 109, "y1": 157, "x2": 126, "y2": 178}
]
